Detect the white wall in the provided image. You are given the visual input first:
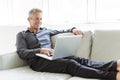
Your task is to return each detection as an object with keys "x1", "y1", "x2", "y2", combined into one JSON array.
[{"x1": 0, "y1": 26, "x2": 26, "y2": 55}]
